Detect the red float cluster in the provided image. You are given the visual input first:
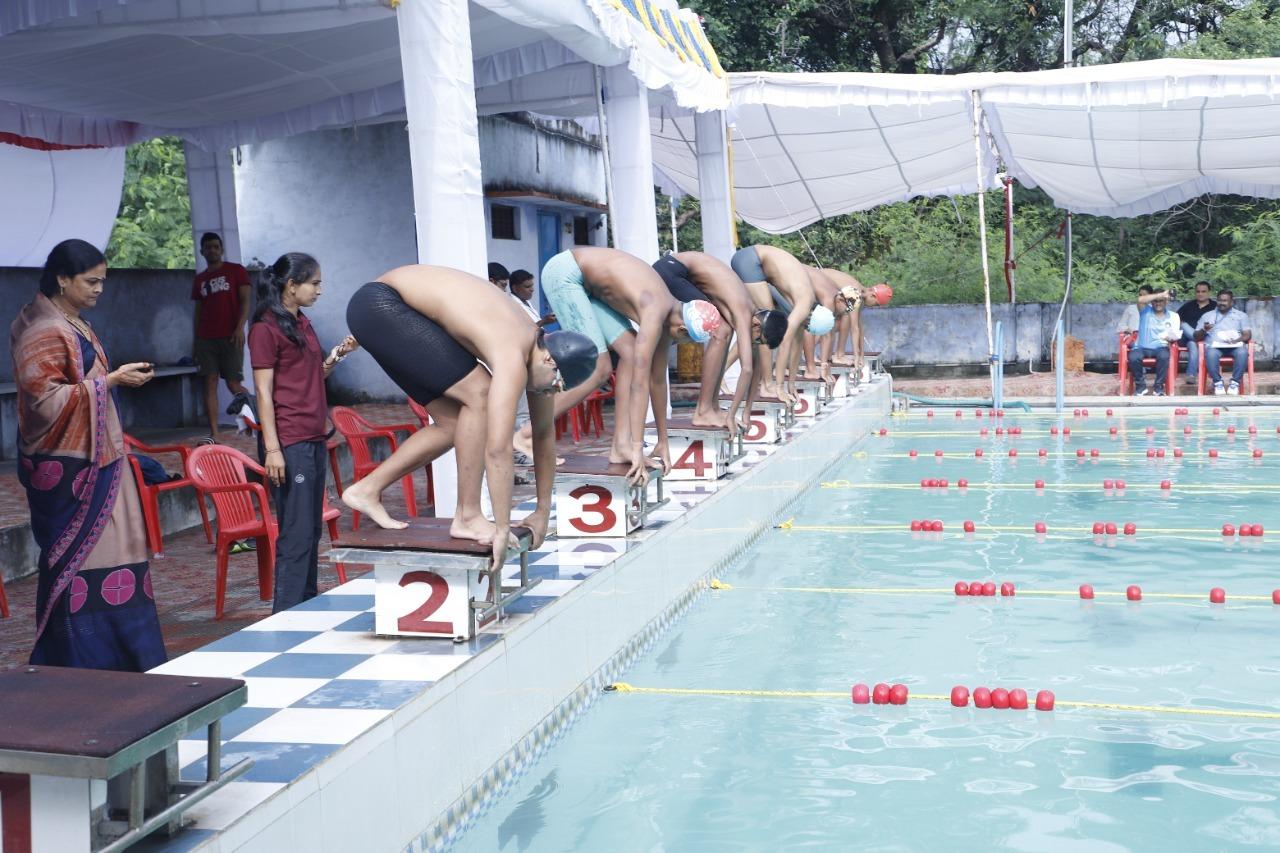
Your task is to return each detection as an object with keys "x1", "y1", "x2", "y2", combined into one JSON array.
[
  {"x1": 1174, "y1": 407, "x2": 1189, "y2": 415},
  {"x1": 951, "y1": 685, "x2": 1053, "y2": 711},
  {"x1": 1101, "y1": 479, "x2": 1127, "y2": 490},
  {"x1": 851, "y1": 682, "x2": 909, "y2": 705},
  {"x1": 953, "y1": 580, "x2": 1012, "y2": 597},
  {"x1": 910, "y1": 519, "x2": 945, "y2": 532},
  {"x1": 919, "y1": 478, "x2": 950, "y2": 489},
  {"x1": 1090, "y1": 521, "x2": 1134, "y2": 535},
  {"x1": 1224, "y1": 523, "x2": 1264, "y2": 537}
]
